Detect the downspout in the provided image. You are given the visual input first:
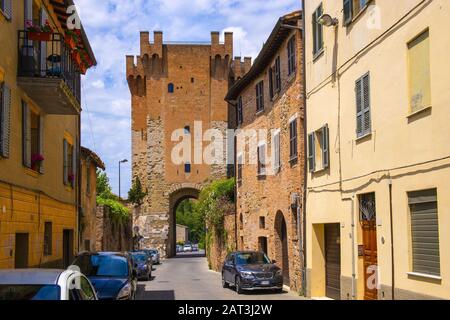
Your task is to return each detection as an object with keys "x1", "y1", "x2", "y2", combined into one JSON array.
[
  {"x1": 342, "y1": 194, "x2": 356, "y2": 300},
  {"x1": 77, "y1": 111, "x2": 82, "y2": 254},
  {"x1": 388, "y1": 177, "x2": 395, "y2": 300},
  {"x1": 300, "y1": 0, "x2": 308, "y2": 297}
]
